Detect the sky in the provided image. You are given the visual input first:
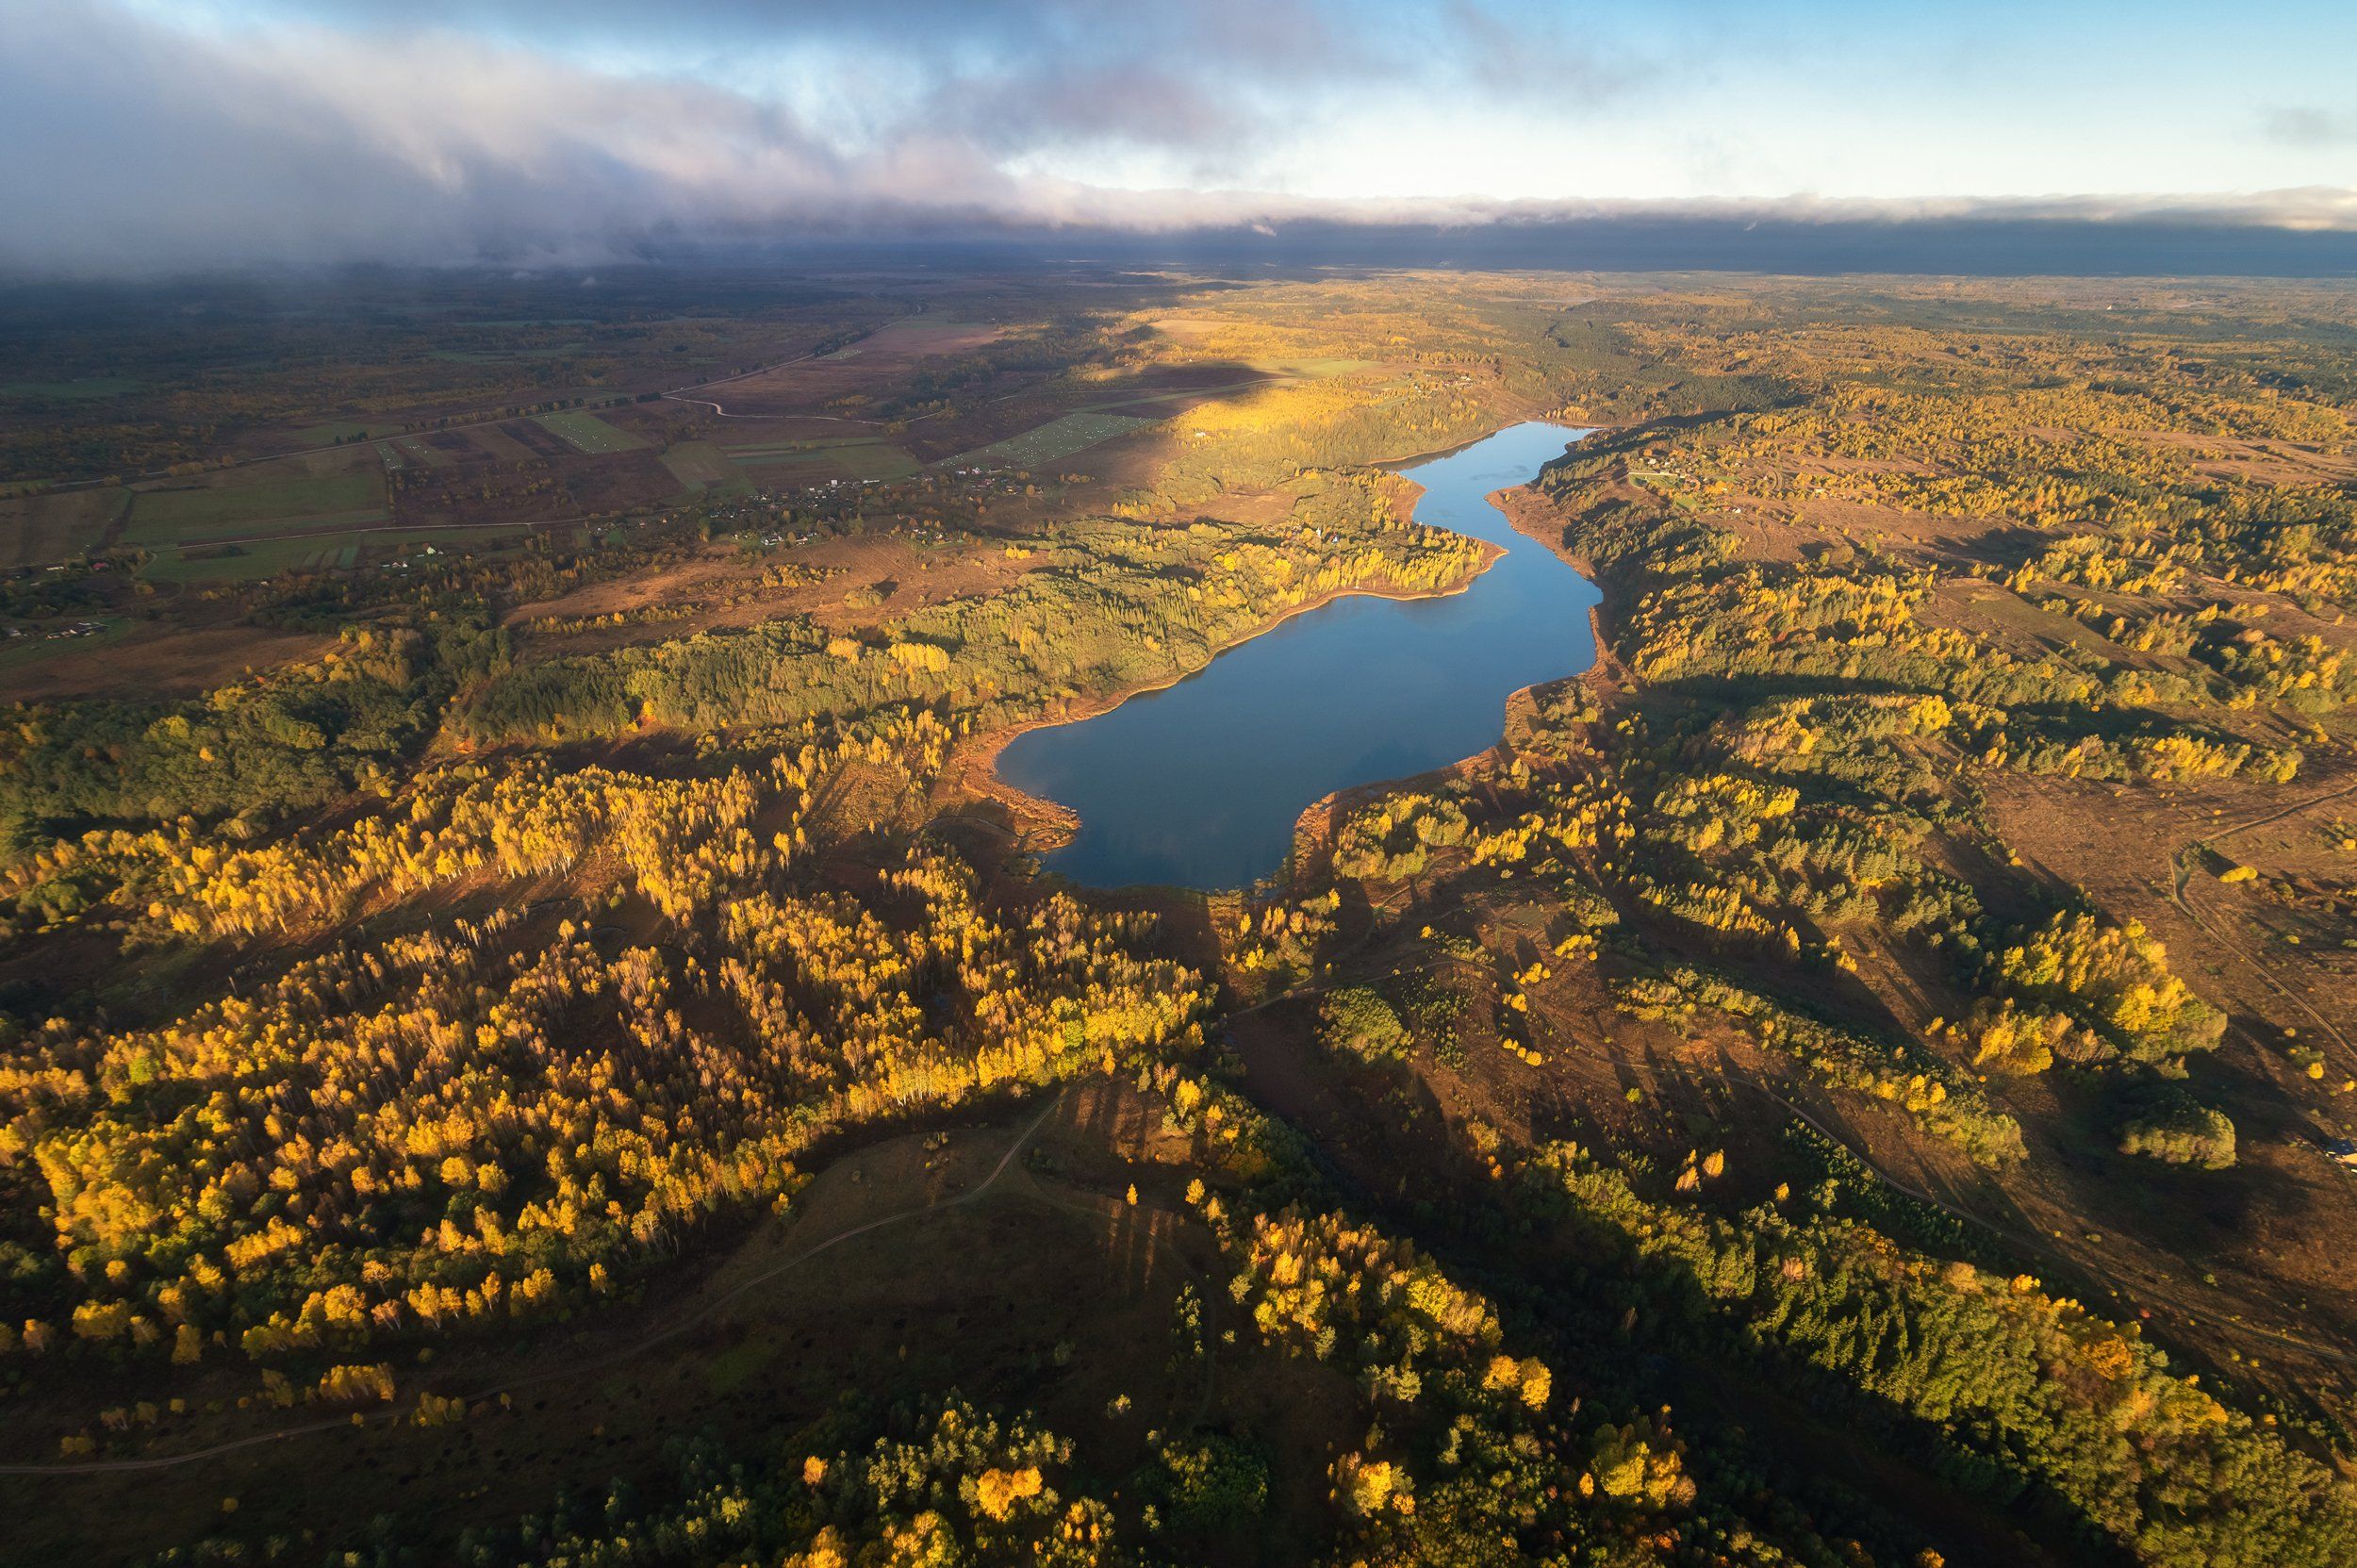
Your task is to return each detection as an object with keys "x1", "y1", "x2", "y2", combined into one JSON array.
[{"x1": 2, "y1": 0, "x2": 2354, "y2": 273}]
